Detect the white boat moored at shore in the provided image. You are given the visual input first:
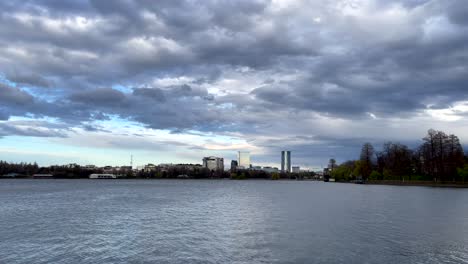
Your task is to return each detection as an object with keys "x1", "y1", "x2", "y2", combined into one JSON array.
[{"x1": 89, "y1": 174, "x2": 117, "y2": 179}]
